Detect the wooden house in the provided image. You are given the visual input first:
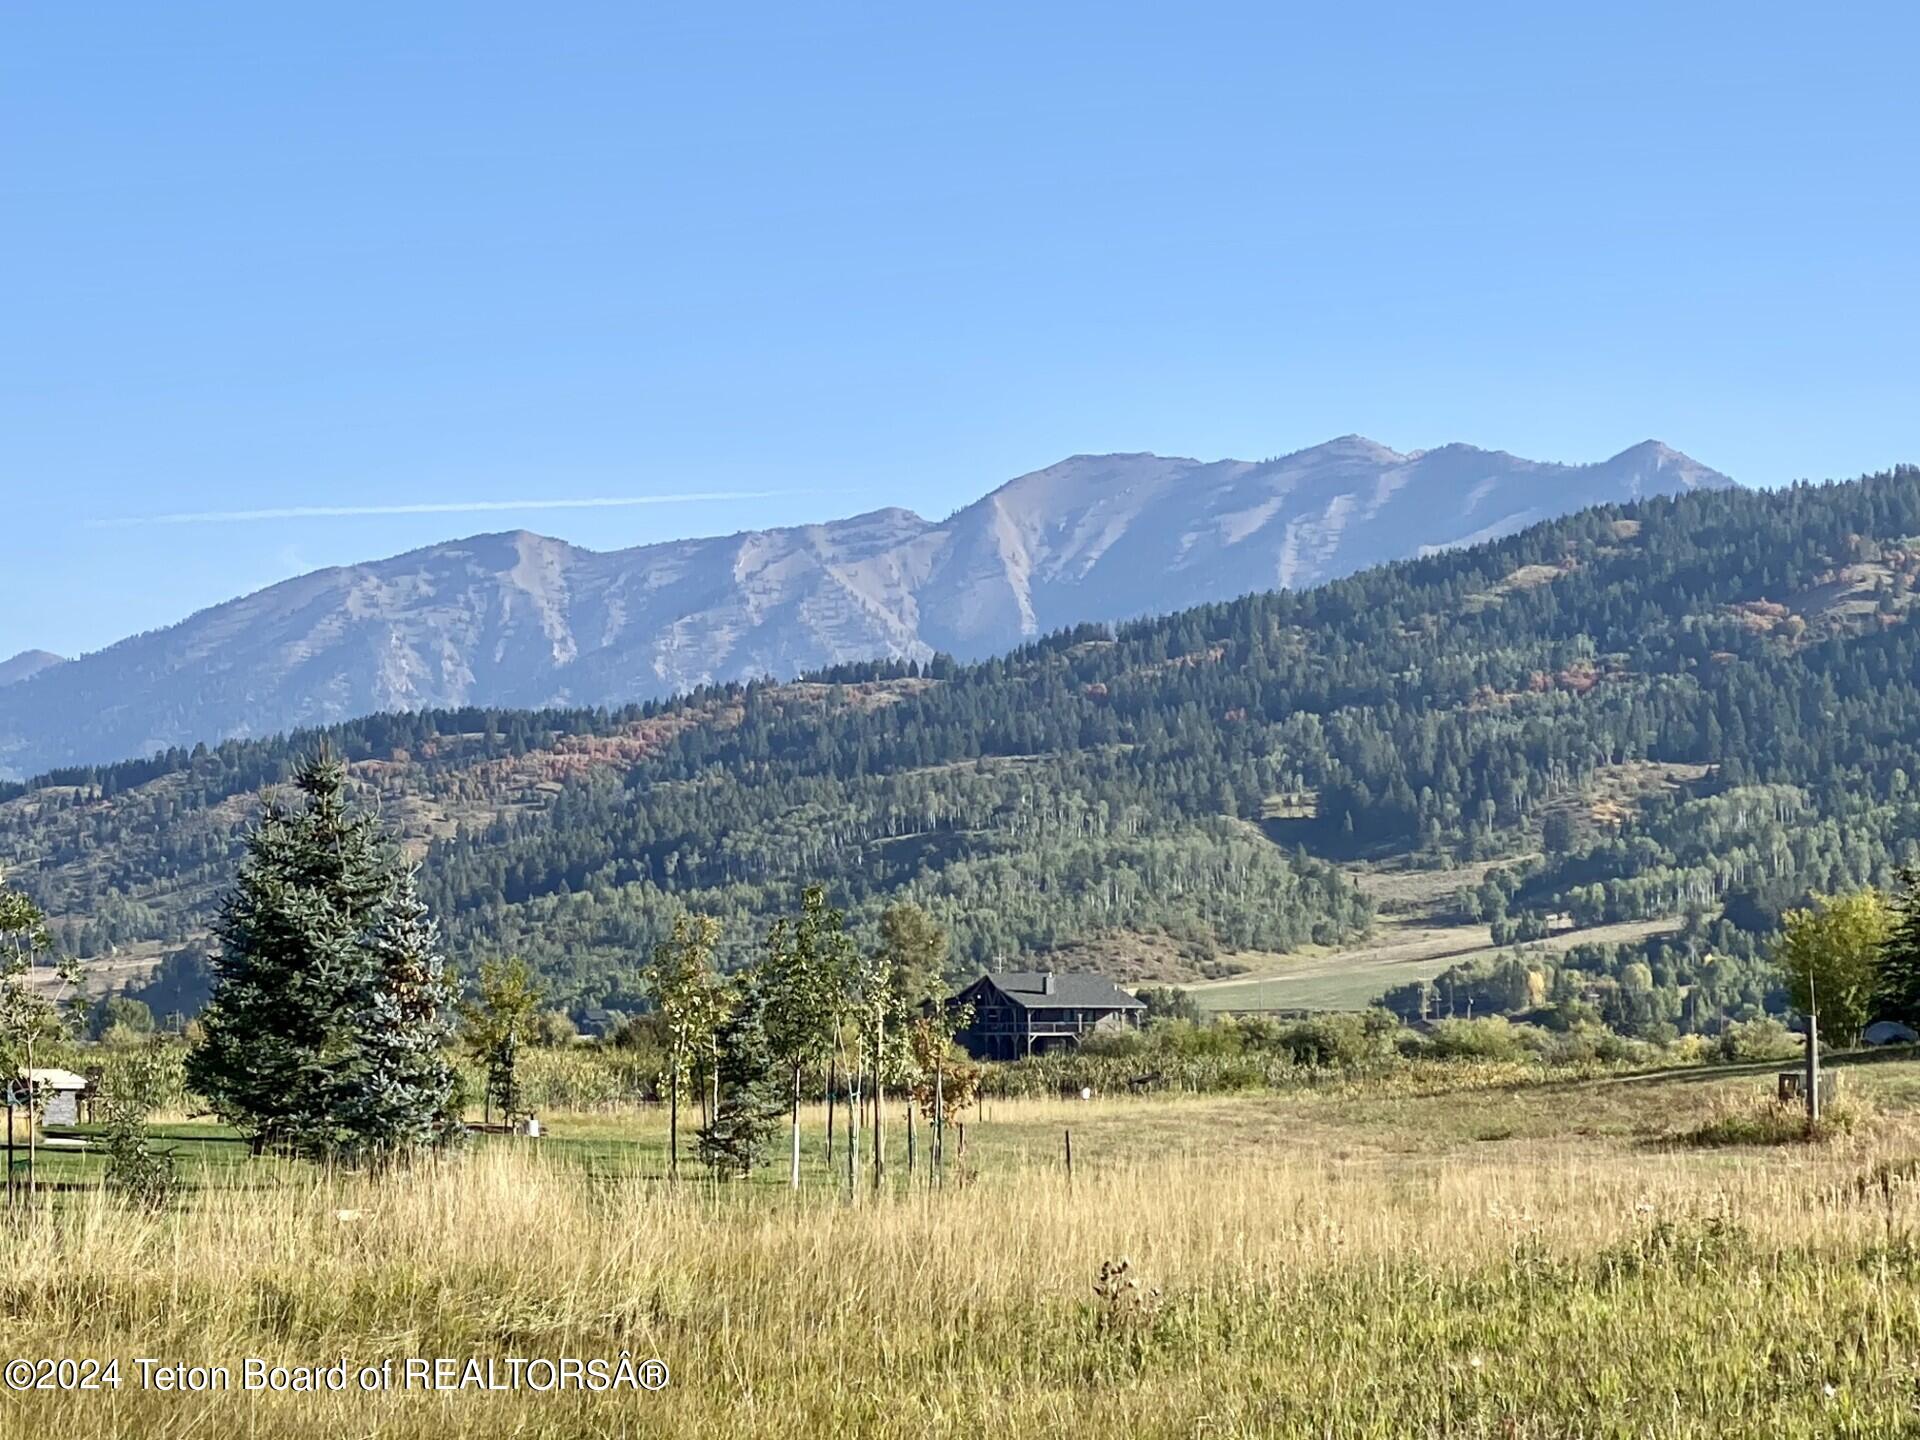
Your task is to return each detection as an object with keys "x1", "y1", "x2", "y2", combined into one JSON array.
[{"x1": 949, "y1": 971, "x2": 1145, "y2": 1061}]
